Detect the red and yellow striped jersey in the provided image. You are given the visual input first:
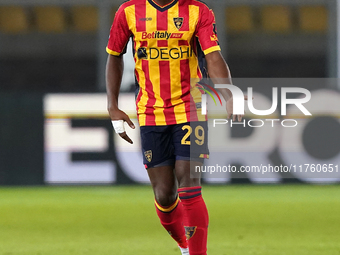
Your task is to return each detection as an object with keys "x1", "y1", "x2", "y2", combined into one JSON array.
[{"x1": 107, "y1": 0, "x2": 220, "y2": 126}]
